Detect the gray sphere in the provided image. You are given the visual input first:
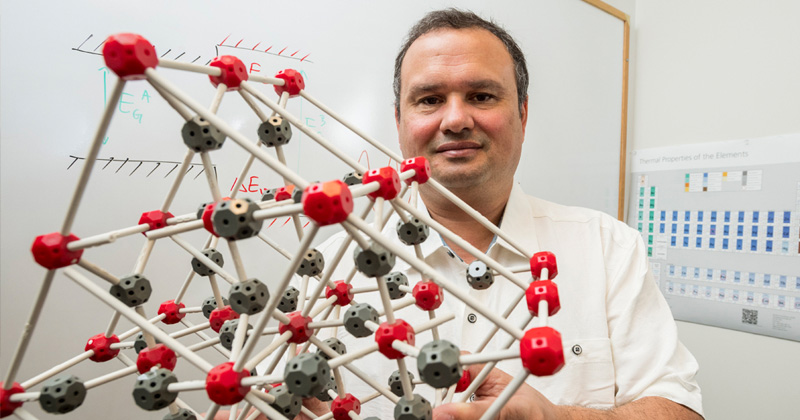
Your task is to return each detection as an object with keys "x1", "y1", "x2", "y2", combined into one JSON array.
[
  {"x1": 268, "y1": 384, "x2": 302, "y2": 418},
  {"x1": 297, "y1": 249, "x2": 325, "y2": 277},
  {"x1": 163, "y1": 408, "x2": 197, "y2": 420},
  {"x1": 342, "y1": 171, "x2": 363, "y2": 186},
  {"x1": 132, "y1": 368, "x2": 178, "y2": 411},
  {"x1": 388, "y1": 370, "x2": 415, "y2": 397},
  {"x1": 261, "y1": 189, "x2": 276, "y2": 201},
  {"x1": 197, "y1": 202, "x2": 211, "y2": 219},
  {"x1": 316, "y1": 337, "x2": 347, "y2": 360},
  {"x1": 258, "y1": 116, "x2": 292, "y2": 147},
  {"x1": 353, "y1": 242, "x2": 396, "y2": 277},
  {"x1": 396, "y1": 218, "x2": 430, "y2": 246},
  {"x1": 219, "y1": 319, "x2": 252, "y2": 351},
  {"x1": 384, "y1": 272, "x2": 409, "y2": 300},
  {"x1": 202, "y1": 296, "x2": 229, "y2": 318},
  {"x1": 315, "y1": 374, "x2": 337, "y2": 402},
  {"x1": 278, "y1": 286, "x2": 300, "y2": 313},
  {"x1": 191, "y1": 248, "x2": 224, "y2": 277},
  {"x1": 343, "y1": 303, "x2": 380, "y2": 338},
  {"x1": 229, "y1": 278, "x2": 270, "y2": 315},
  {"x1": 394, "y1": 394, "x2": 432, "y2": 420},
  {"x1": 212, "y1": 198, "x2": 262, "y2": 240},
  {"x1": 284, "y1": 353, "x2": 330, "y2": 398},
  {"x1": 182, "y1": 115, "x2": 226, "y2": 152},
  {"x1": 134, "y1": 333, "x2": 161, "y2": 354},
  {"x1": 110, "y1": 274, "x2": 152, "y2": 307},
  {"x1": 417, "y1": 340, "x2": 462, "y2": 389},
  {"x1": 39, "y1": 374, "x2": 86, "y2": 414},
  {"x1": 466, "y1": 260, "x2": 494, "y2": 290}
]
